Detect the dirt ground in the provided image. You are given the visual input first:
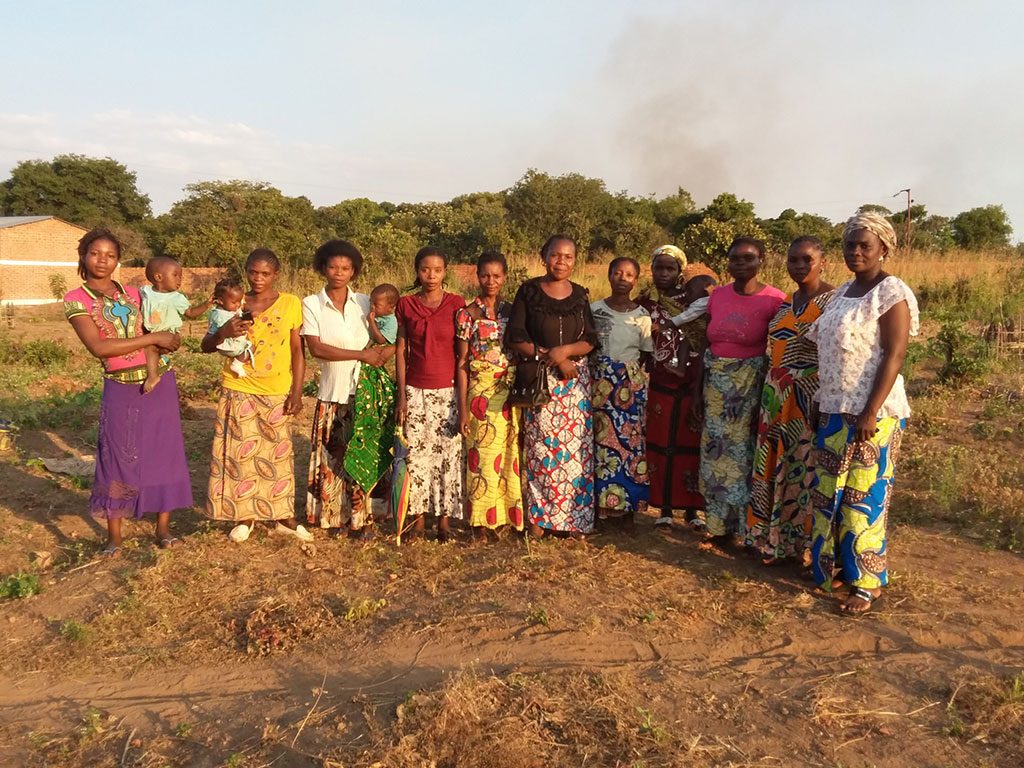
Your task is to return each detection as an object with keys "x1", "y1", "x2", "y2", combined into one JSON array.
[{"x1": 0, "y1": 307, "x2": 1022, "y2": 767}]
